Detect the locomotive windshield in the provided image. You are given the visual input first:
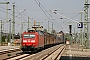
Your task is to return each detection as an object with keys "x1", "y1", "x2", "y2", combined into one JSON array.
[{"x1": 24, "y1": 34, "x2": 35, "y2": 38}]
